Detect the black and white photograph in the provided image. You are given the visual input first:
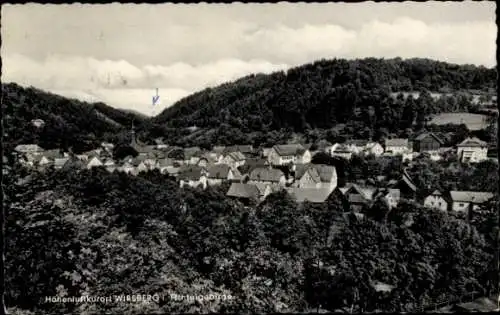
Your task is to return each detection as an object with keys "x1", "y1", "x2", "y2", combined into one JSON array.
[{"x1": 1, "y1": 1, "x2": 499, "y2": 314}]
